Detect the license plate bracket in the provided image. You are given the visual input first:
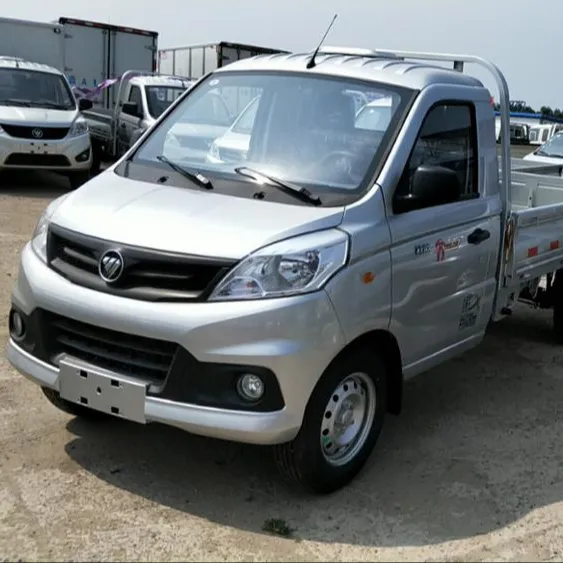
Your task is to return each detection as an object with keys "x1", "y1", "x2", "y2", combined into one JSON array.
[{"x1": 58, "y1": 358, "x2": 147, "y2": 423}]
